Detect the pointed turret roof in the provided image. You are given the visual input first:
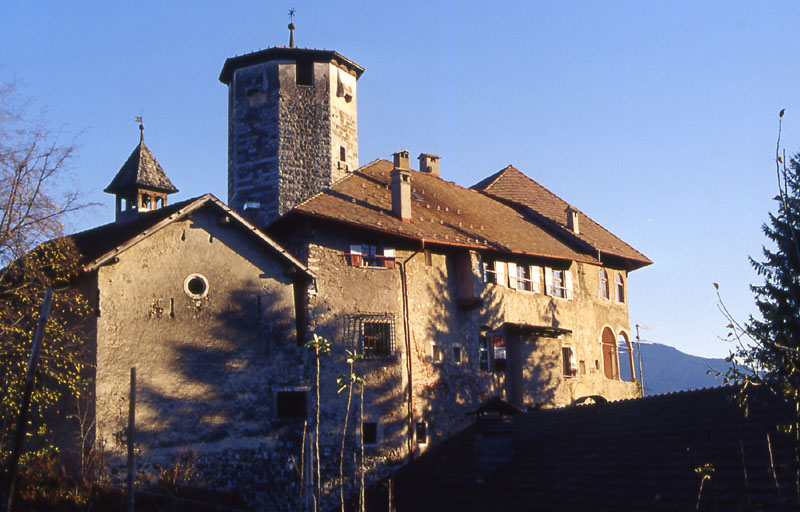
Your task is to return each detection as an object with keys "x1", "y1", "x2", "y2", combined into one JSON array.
[{"x1": 104, "y1": 130, "x2": 178, "y2": 195}]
